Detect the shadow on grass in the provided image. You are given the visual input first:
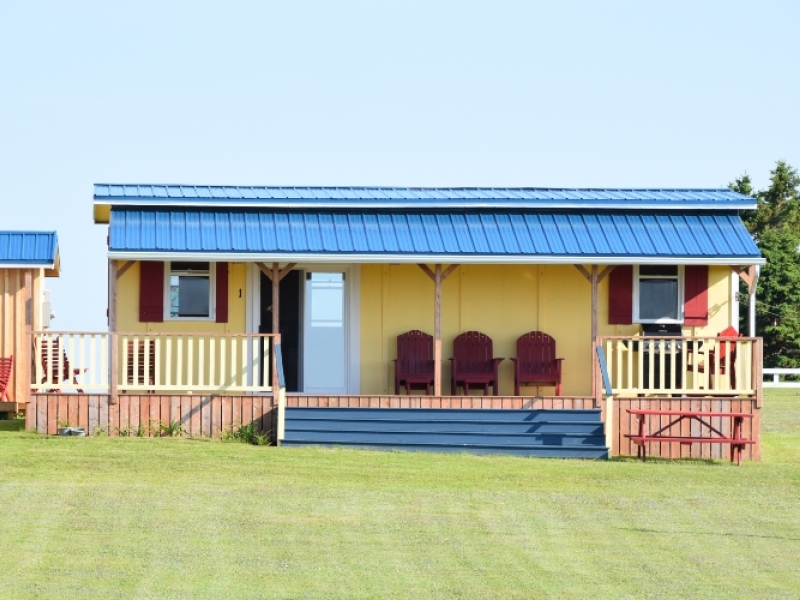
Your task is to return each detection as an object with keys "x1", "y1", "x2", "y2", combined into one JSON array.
[
  {"x1": 610, "y1": 456, "x2": 730, "y2": 466},
  {"x1": 0, "y1": 419, "x2": 25, "y2": 433},
  {"x1": 617, "y1": 526, "x2": 800, "y2": 541}
]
